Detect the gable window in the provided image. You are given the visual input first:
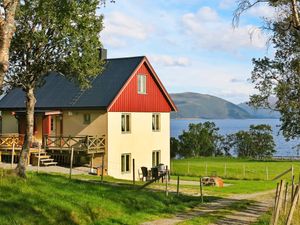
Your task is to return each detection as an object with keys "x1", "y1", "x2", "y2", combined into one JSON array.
[
  {"x1": 121, "y1": 153, "x2": 131, "y2": 173},
  {"x1": 121, "y1": 114, "x2": 131, "y2": 133},
  {"x1": 152, "y1": 150, "x2": 161, "y2": 167},
  {"x1": 83, "y1": 114, "x2": 91, "y2": 124},
  {"x1": 138, "y1": 74, "x2": 146, "y2": 94},
  {"x1": 152, "y1": 114, "x2": 160, "y2": 131}
]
